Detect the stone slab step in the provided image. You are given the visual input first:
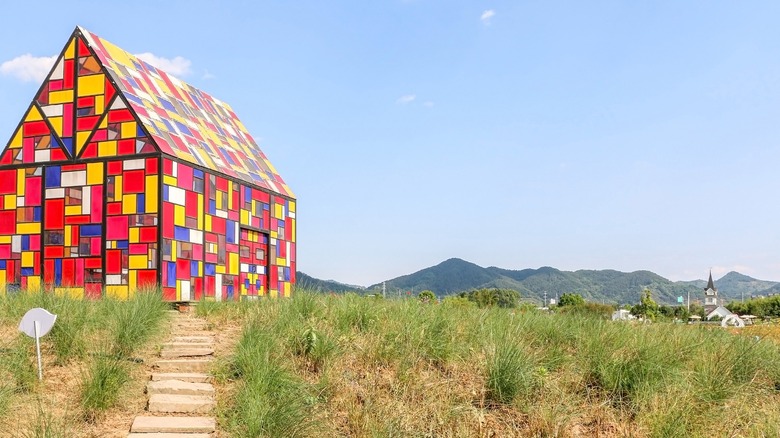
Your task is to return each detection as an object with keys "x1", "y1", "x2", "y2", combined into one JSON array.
[
  {"x1": 130, "y1": 416, "x2": 215, "y2": 433},
  {"x1": 163, "y1": 342, "x2": 213, "y2": 348},
  {"x1": 160, "y1": 348, "x2": 214, "y2": 359},
  {"x1": 155, "y1": 359, "x2": 212, "y2": 373},
  {"x1": 147, "y1": 379, "x2": 214, "y2": 396},
  {"x1": 151, "y1": 372, "x2": 212, "y2": 383},
  {"x1": 170, "y1": 336, "x2": 213, "y2": 343},
  {"x1": 148, "y1": 394, "x2": 215, "y2": 414},
  {"x1": 128, "y1": 434, "x2": 211, "y2": 438}
]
